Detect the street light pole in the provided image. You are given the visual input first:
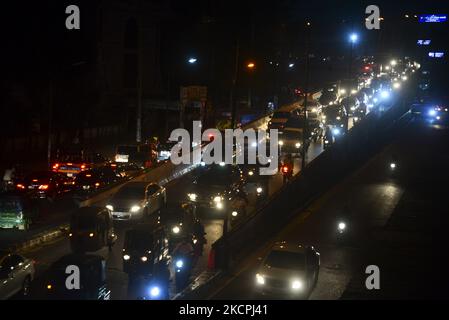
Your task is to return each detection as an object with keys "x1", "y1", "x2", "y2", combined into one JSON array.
[
  {"x1": 230, "y1": 40, "x2": 240, "y2": 129},
  {"x1": 301, "y1": 22, "x2": 311, "y2": 171}
]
